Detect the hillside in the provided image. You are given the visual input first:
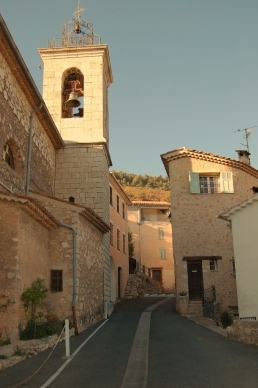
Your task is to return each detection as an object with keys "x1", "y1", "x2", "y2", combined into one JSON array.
[{"x1": 111, "y1": 171, "x2": 171, "y2": 202}]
